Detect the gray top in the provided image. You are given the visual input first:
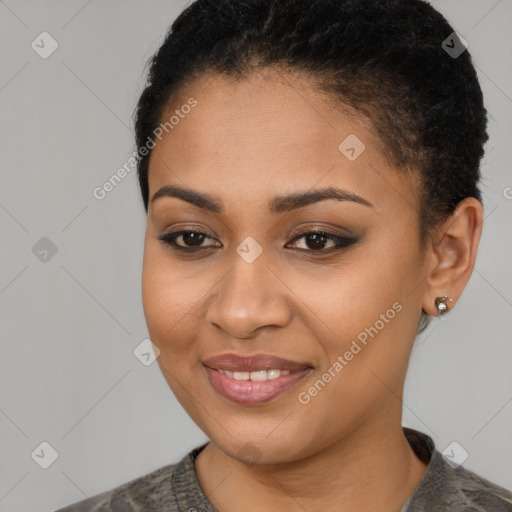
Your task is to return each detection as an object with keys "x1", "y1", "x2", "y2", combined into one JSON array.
[{"x1": 56, "y1": 427, "x2": 512, "y2": 511}]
